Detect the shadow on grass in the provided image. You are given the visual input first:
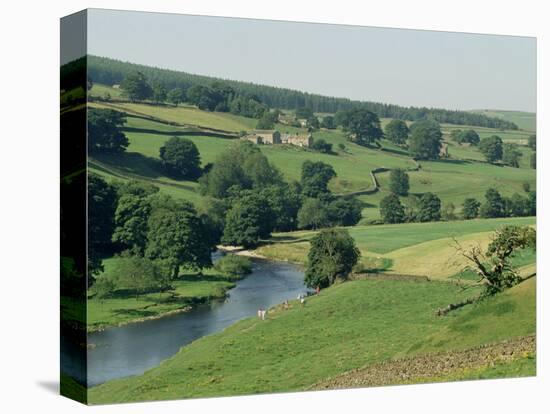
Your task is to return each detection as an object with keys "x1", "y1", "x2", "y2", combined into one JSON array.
[{"x1": 93, "y1": 152, "x2": 163, "y2": 179}]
